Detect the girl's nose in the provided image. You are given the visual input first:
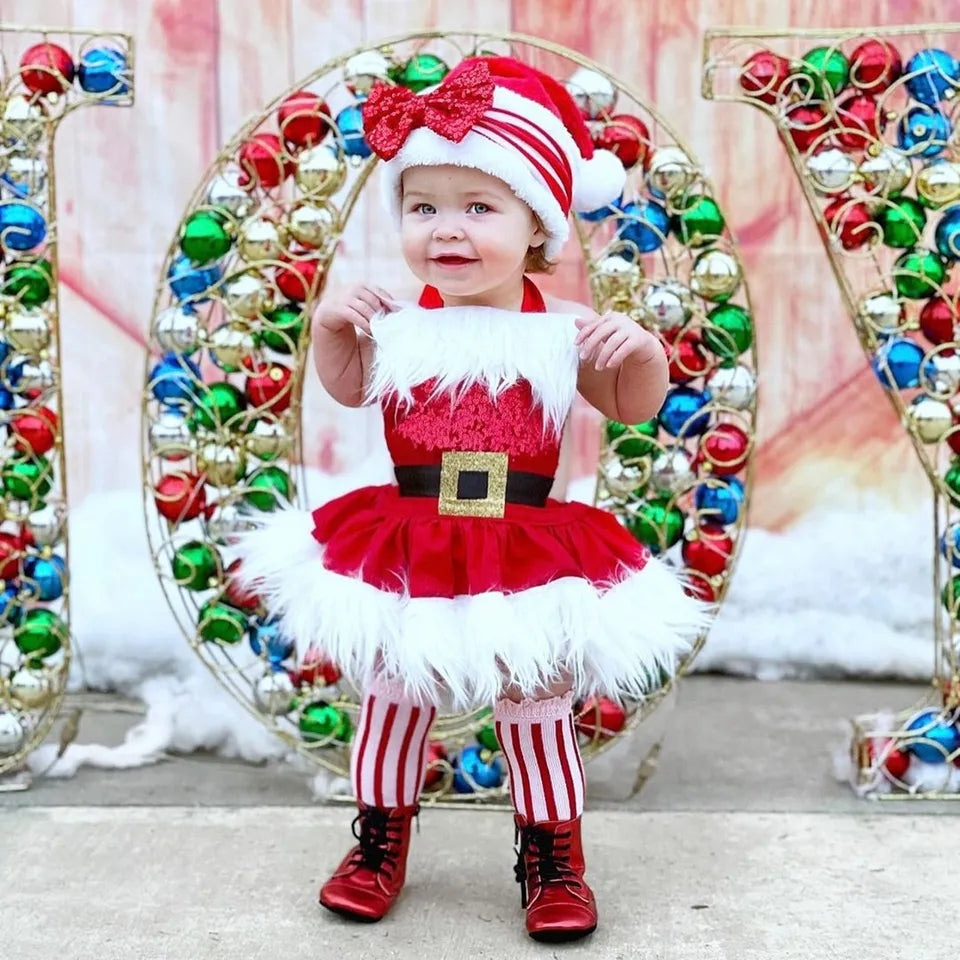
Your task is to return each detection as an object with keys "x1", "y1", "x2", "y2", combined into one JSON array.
[{"x1": 432, "y1": 217, "x2": 465, "y2": 241}]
